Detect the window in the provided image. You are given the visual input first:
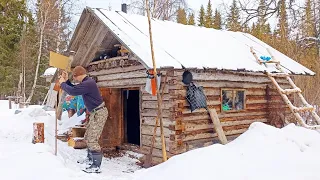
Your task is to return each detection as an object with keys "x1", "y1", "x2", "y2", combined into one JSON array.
[{"x1": 221, "y1": 89, "x2": 246, "y2": 112}]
